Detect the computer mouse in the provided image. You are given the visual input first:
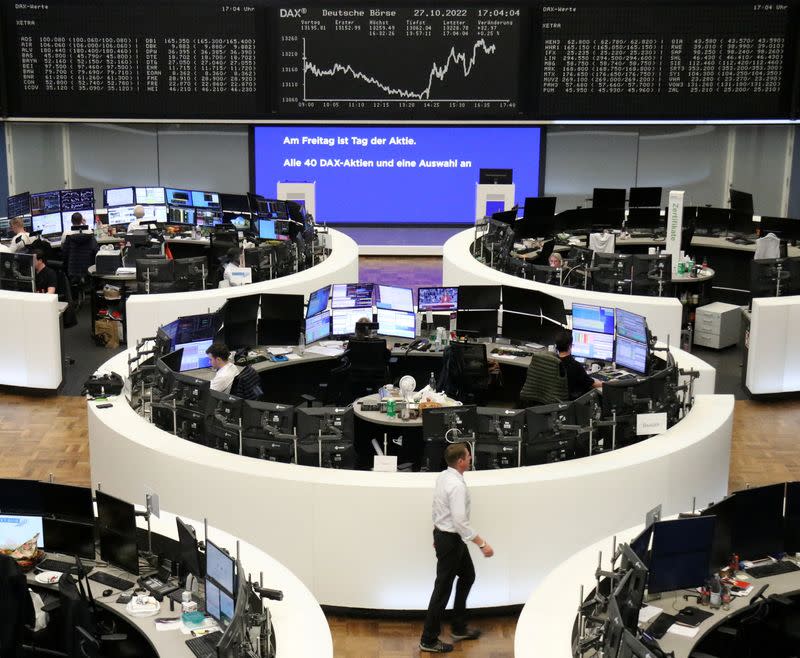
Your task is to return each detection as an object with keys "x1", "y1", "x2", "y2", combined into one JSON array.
[
  {"x1": 680, "y1": 606, "x2": 695, "y2": 616},
  {"x1": 103, "y1": 589, "x2": 113, "y2": 597}
]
